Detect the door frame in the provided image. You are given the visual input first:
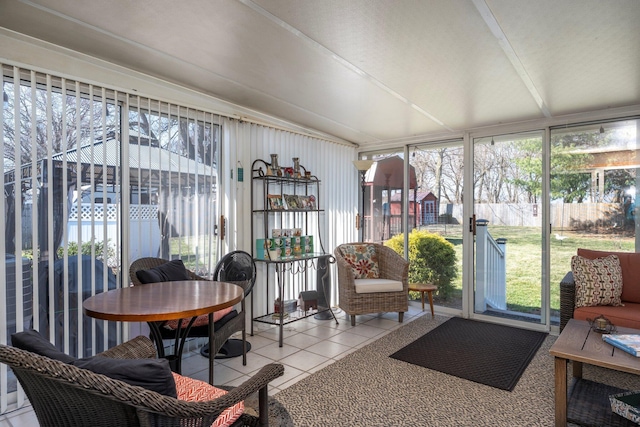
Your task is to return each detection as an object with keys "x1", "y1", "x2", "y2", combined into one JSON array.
[{"x1": 462, "y1": 130, "x2": 551, "y2": 332}]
